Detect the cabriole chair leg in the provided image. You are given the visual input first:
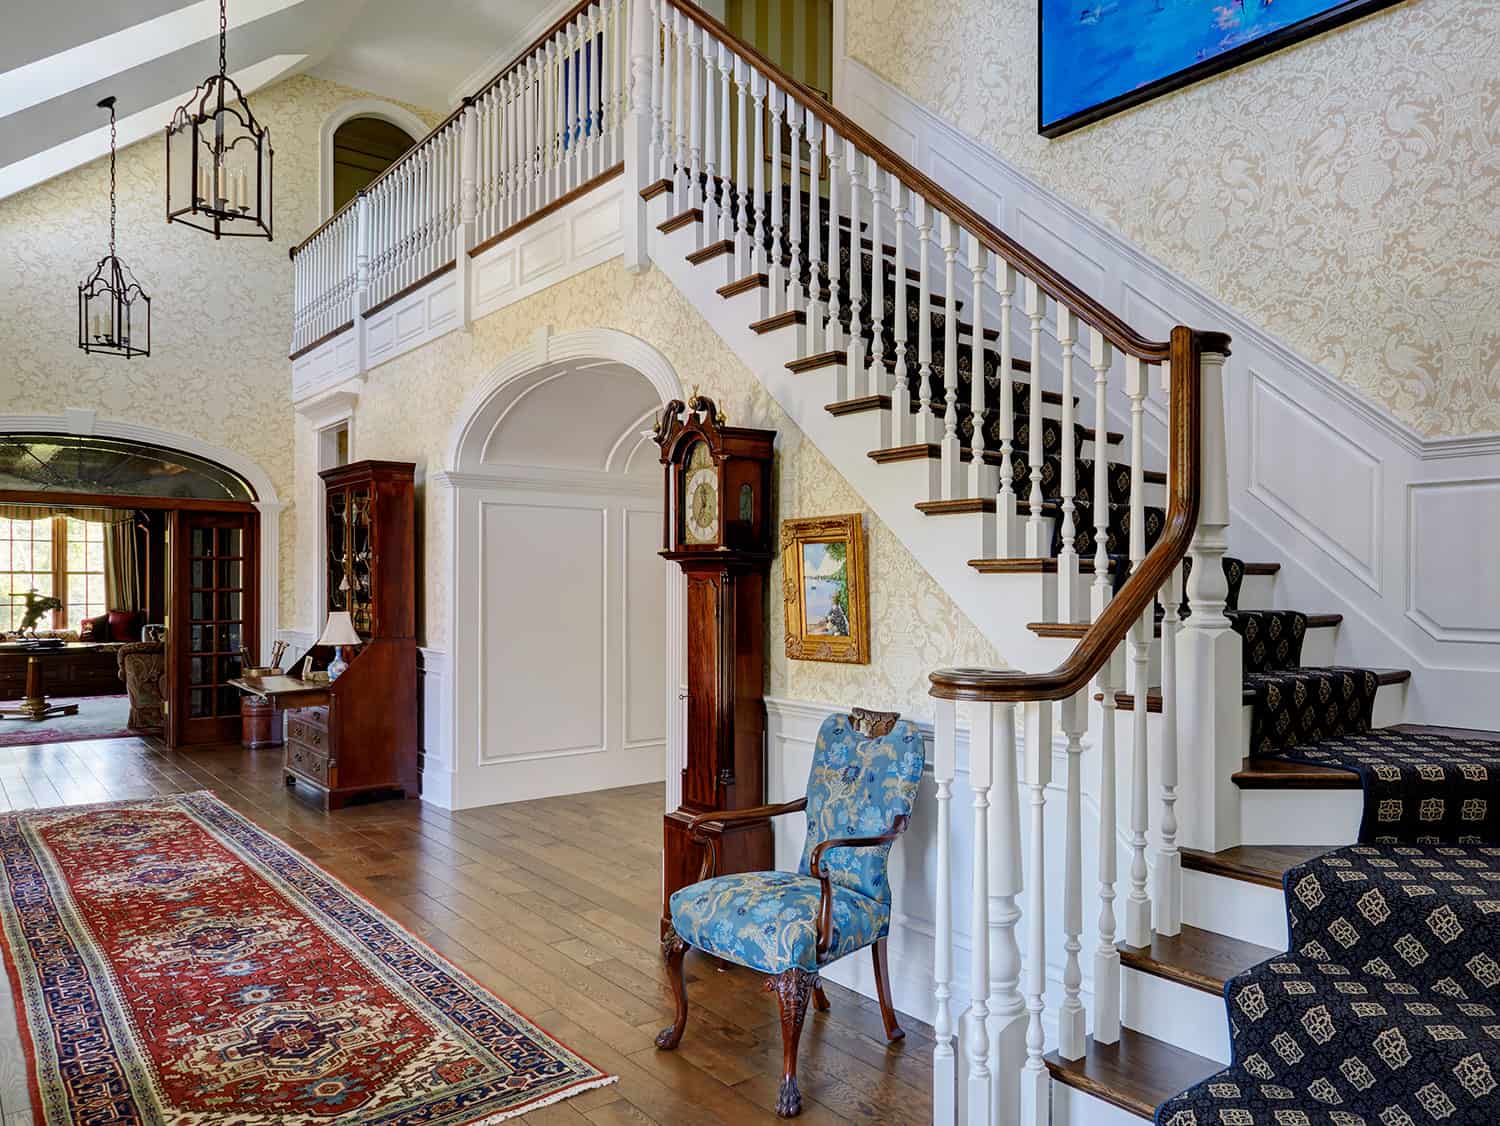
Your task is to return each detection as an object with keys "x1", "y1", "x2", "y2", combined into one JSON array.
[
  {"x1": 871, "y1": 936, "x2": 904, "y2": 1041},
  {"x1": 655, "y1": 926, "x2": 689, "y2": 1050},
  {"x1": 766, "y1": 967, "x2": 818, "y2": 1117}
]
